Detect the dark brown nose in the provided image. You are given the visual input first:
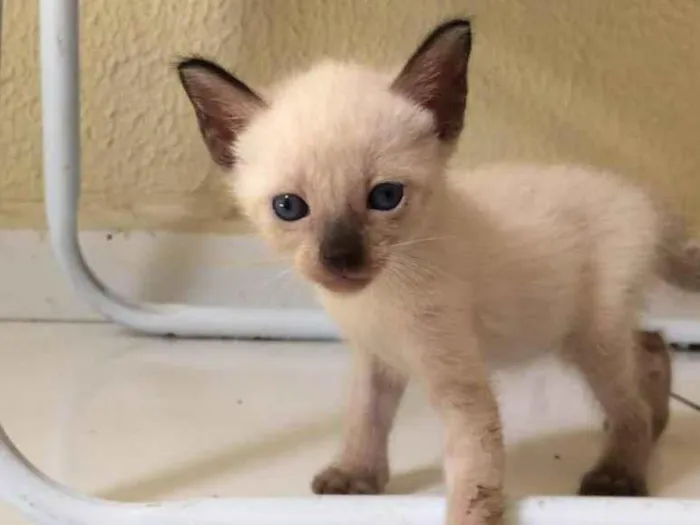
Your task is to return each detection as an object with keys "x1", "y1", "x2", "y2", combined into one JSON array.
[{"x1": 319, "y1": 219, "x2": 366, "y2": 273}]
